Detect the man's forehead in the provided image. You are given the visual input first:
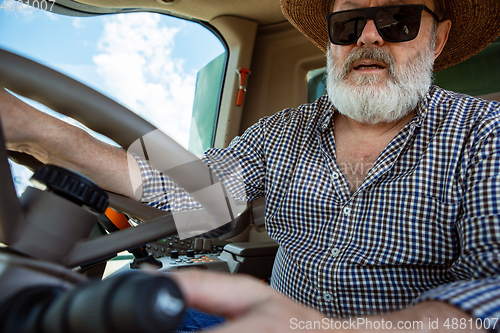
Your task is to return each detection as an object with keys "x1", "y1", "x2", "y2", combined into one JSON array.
[{"x1": 333, "y1": 0, "x2": 427, "y2": 11}]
